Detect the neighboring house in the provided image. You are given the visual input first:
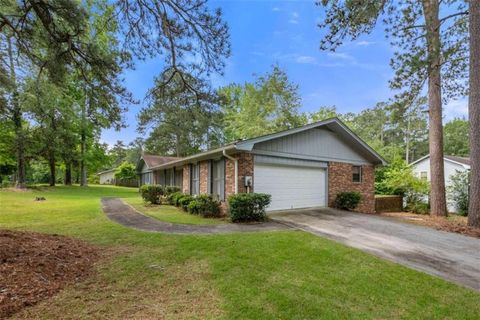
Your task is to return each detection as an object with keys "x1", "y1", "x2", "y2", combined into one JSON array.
[
  {"x1": 97, "y1": 169, "x2": 116, "y2": 185},
  {"x1": 410, "y1": 154, "x2": 471, "y2": 213},
  {"x1": 138, "y1": 118, "x2": 386, "y2": 214},
  {"x1": 136, "y1": 155, "x2": 180, "y2": 186}
]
